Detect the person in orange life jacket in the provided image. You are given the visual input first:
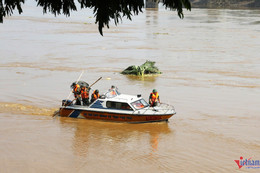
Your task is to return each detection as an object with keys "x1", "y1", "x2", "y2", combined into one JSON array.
[
  {"x1": 110, "y1": 85, "x2": 116, "y2": 95},
  {"x1": 149, "y1": 89, "x2": 160, "y2": 107},
  {"x1": 81, "y1": 86, "x2": 90, "y2": 106},
  {"x1": 91, "y1": 89, "x2": 100, "y2": 103},
  {"x1": 72, "y1": 83, "x2": 81, "y2": 105}
]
